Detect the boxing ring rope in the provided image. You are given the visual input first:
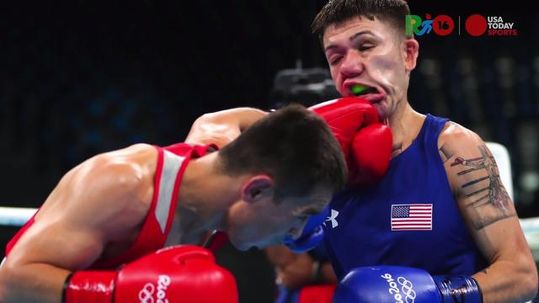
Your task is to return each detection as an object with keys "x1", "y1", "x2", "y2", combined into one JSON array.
[
  {"x1": 1, "y1": 206, "x2": 539, "y2": 261},
  {"x1": 0, "y1": 207, "x2": 38, "y2": 227},
  {"x1": 523, "y1": 217, "x2": 539, "y2": 261}
]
